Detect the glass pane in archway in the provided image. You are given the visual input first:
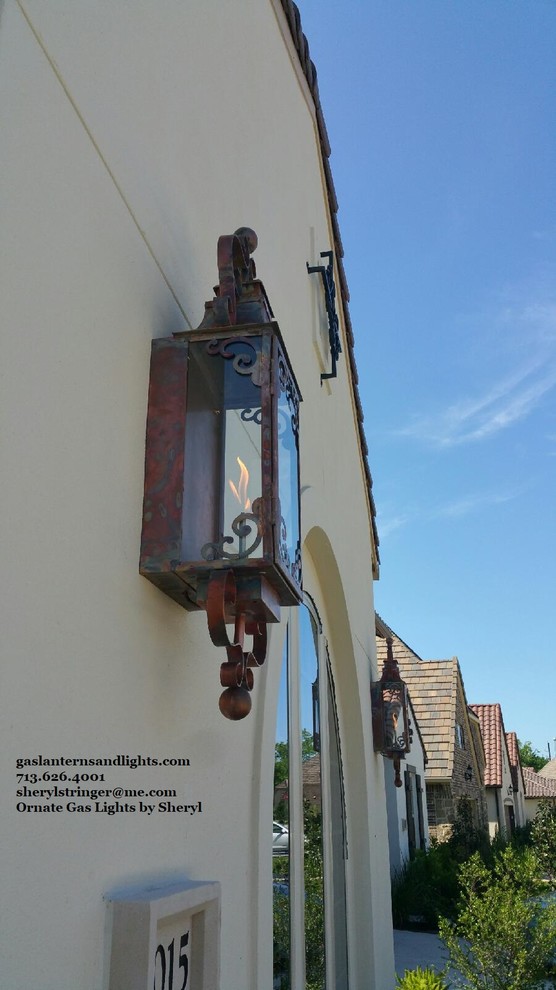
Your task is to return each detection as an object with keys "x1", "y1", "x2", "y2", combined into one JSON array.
[
  {"x1": 300, "y1": 606, "x2": 325, "y2": 989},
  {"x1": 273, "y1": 636, "x2": 290, "y2": 988}
]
